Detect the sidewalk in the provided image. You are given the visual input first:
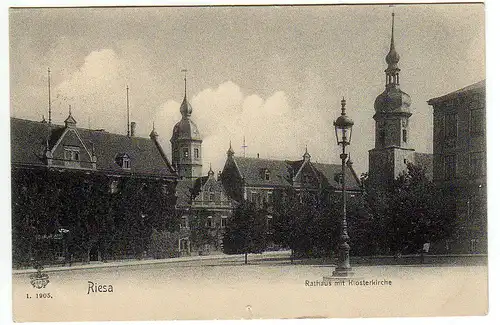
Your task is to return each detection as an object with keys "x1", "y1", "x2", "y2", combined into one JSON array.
[{"x1": 12, "y1": 250, "x2": 291, "y2": 275}]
